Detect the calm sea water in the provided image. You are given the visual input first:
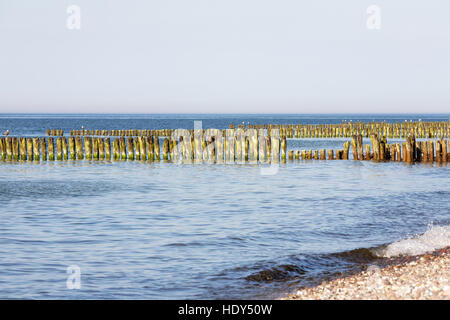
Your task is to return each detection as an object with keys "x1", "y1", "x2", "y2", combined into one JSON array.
[{"x1": 0, "y1": 114, "x2": 449, "y2": 299}]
